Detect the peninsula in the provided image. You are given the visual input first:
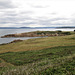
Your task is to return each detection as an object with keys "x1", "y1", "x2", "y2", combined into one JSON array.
[{"x1": 1, "y1": 31, "x2": 71, "y2": 38}]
